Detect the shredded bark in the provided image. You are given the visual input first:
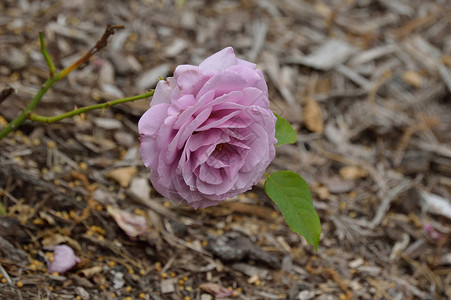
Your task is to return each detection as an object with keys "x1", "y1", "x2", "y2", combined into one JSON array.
[{"x1": 0, "y1": 1, "x2": 450, "y2": 299}]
